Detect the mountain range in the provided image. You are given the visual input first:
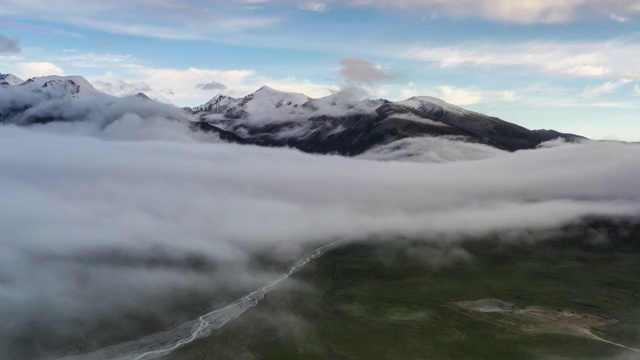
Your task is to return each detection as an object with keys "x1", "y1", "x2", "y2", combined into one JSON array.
[{"x1": 0, "y1": 73, "x2": 583, "y2": 162}]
